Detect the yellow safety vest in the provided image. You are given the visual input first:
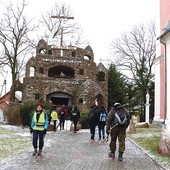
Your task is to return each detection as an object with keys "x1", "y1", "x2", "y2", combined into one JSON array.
[
  {"x1": 33, "y1": 112, "x2": 46, "y2": 131},
  {"x1": 51, "y1": 110, "x2": 58, "y2": 121}
]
